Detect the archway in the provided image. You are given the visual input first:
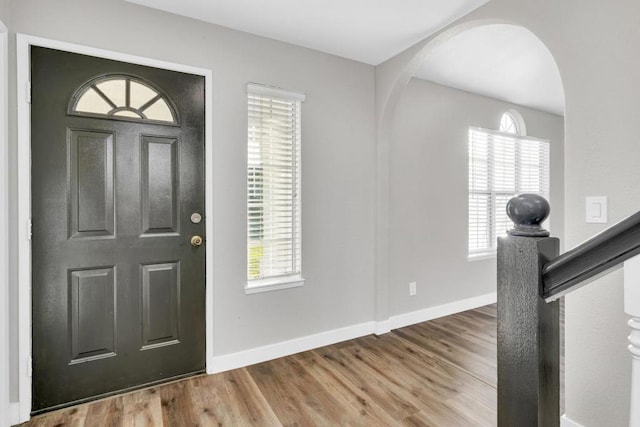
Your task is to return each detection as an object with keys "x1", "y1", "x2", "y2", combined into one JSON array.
[{"x1": 374, "y1": 20, "x2": 565, "y2": 331}]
